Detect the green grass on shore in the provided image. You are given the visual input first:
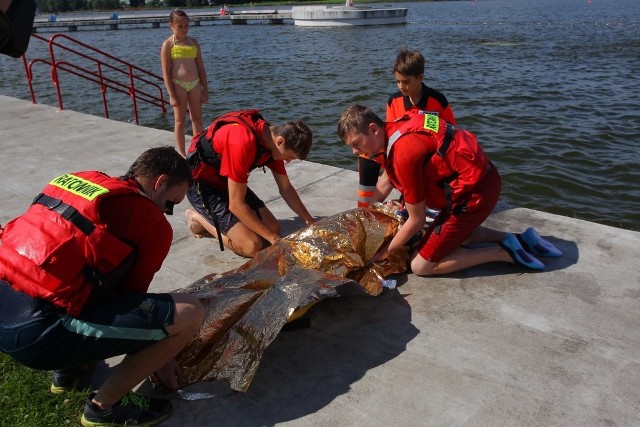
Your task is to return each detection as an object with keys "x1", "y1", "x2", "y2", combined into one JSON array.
[{"x1": 0, "y1": 353, "x2": 87, "y2": 427}]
